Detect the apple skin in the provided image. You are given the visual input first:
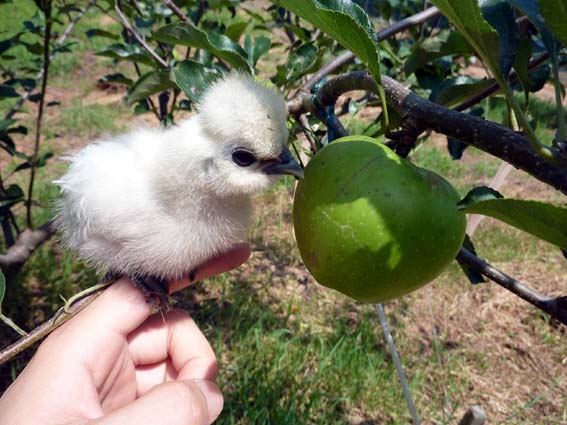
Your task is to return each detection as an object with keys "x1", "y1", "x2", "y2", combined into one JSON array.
[{"x1": 293, "y1": 136, "x2": 466, "y2": 303}]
